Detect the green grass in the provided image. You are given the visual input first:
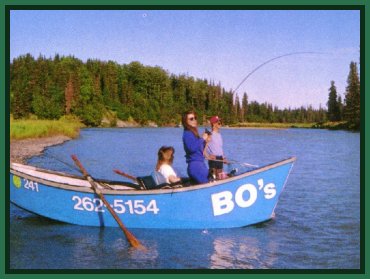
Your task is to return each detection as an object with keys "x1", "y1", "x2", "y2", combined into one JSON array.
[{"x1": 10, "y1": 116, "x2": 84, "y2": 140}]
